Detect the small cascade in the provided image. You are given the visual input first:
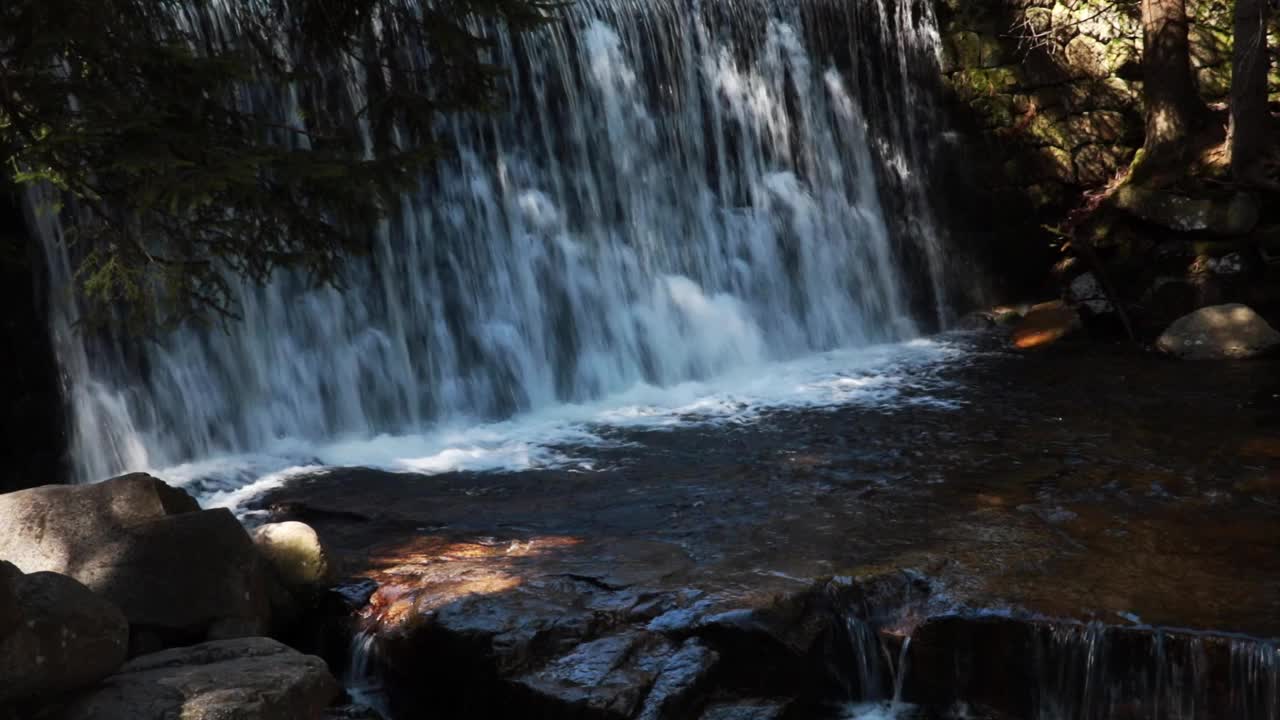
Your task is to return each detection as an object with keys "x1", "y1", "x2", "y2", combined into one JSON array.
[
  {"x1": 1229, "y1": 638, "x2": 1280, "y2": 719},
  {"x1": 836, "y1": 606, "x2": 1280, "y2": 719},
  {"x1": 891, "y1": 636, "x2": 912, "y2": 705},
  {"x1": 845, "y1": 616, "x2": 890, "y2": 701},
  {"x1": 840, "y1": 614, "x2": 921, "y2": 719},
  {"x1": 1032, "y1": 621, "x2": 1111, "y2": 719},
  {"x1": 343, "y1": 630, "x2": 391, "y2": 719}
]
